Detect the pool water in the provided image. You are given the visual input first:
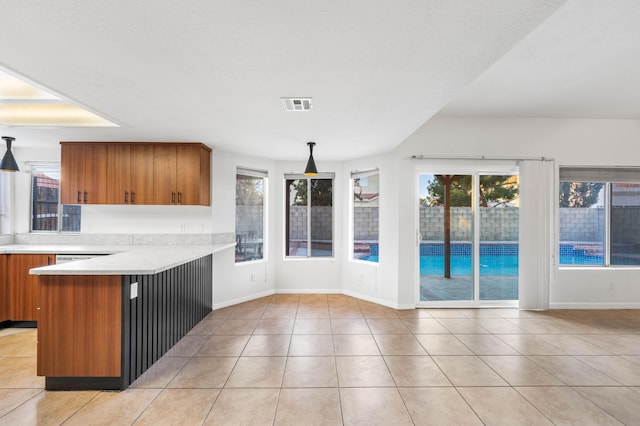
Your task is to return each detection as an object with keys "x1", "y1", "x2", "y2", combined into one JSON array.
[
  {"x1": 420, "y1": 255, "x2": 518, "y2": 275},
  {"x1": 361, "y1": 254, "x2": 518, "y2": 275},
  {"x1": 365, "y1": 253, "x2": 605, "y2": 274}
]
